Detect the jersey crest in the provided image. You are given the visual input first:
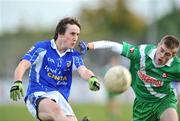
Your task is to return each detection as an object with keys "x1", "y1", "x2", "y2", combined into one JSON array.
[
  {"x1": 162, "y1": 73, "x2": 168, "y2": 78},
  {"x1": 129, "y1": 47, "x2": 135, "y2": 53},
  {"x1": 66, "y1": 61, "x2": 72, "y2": 68}
]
